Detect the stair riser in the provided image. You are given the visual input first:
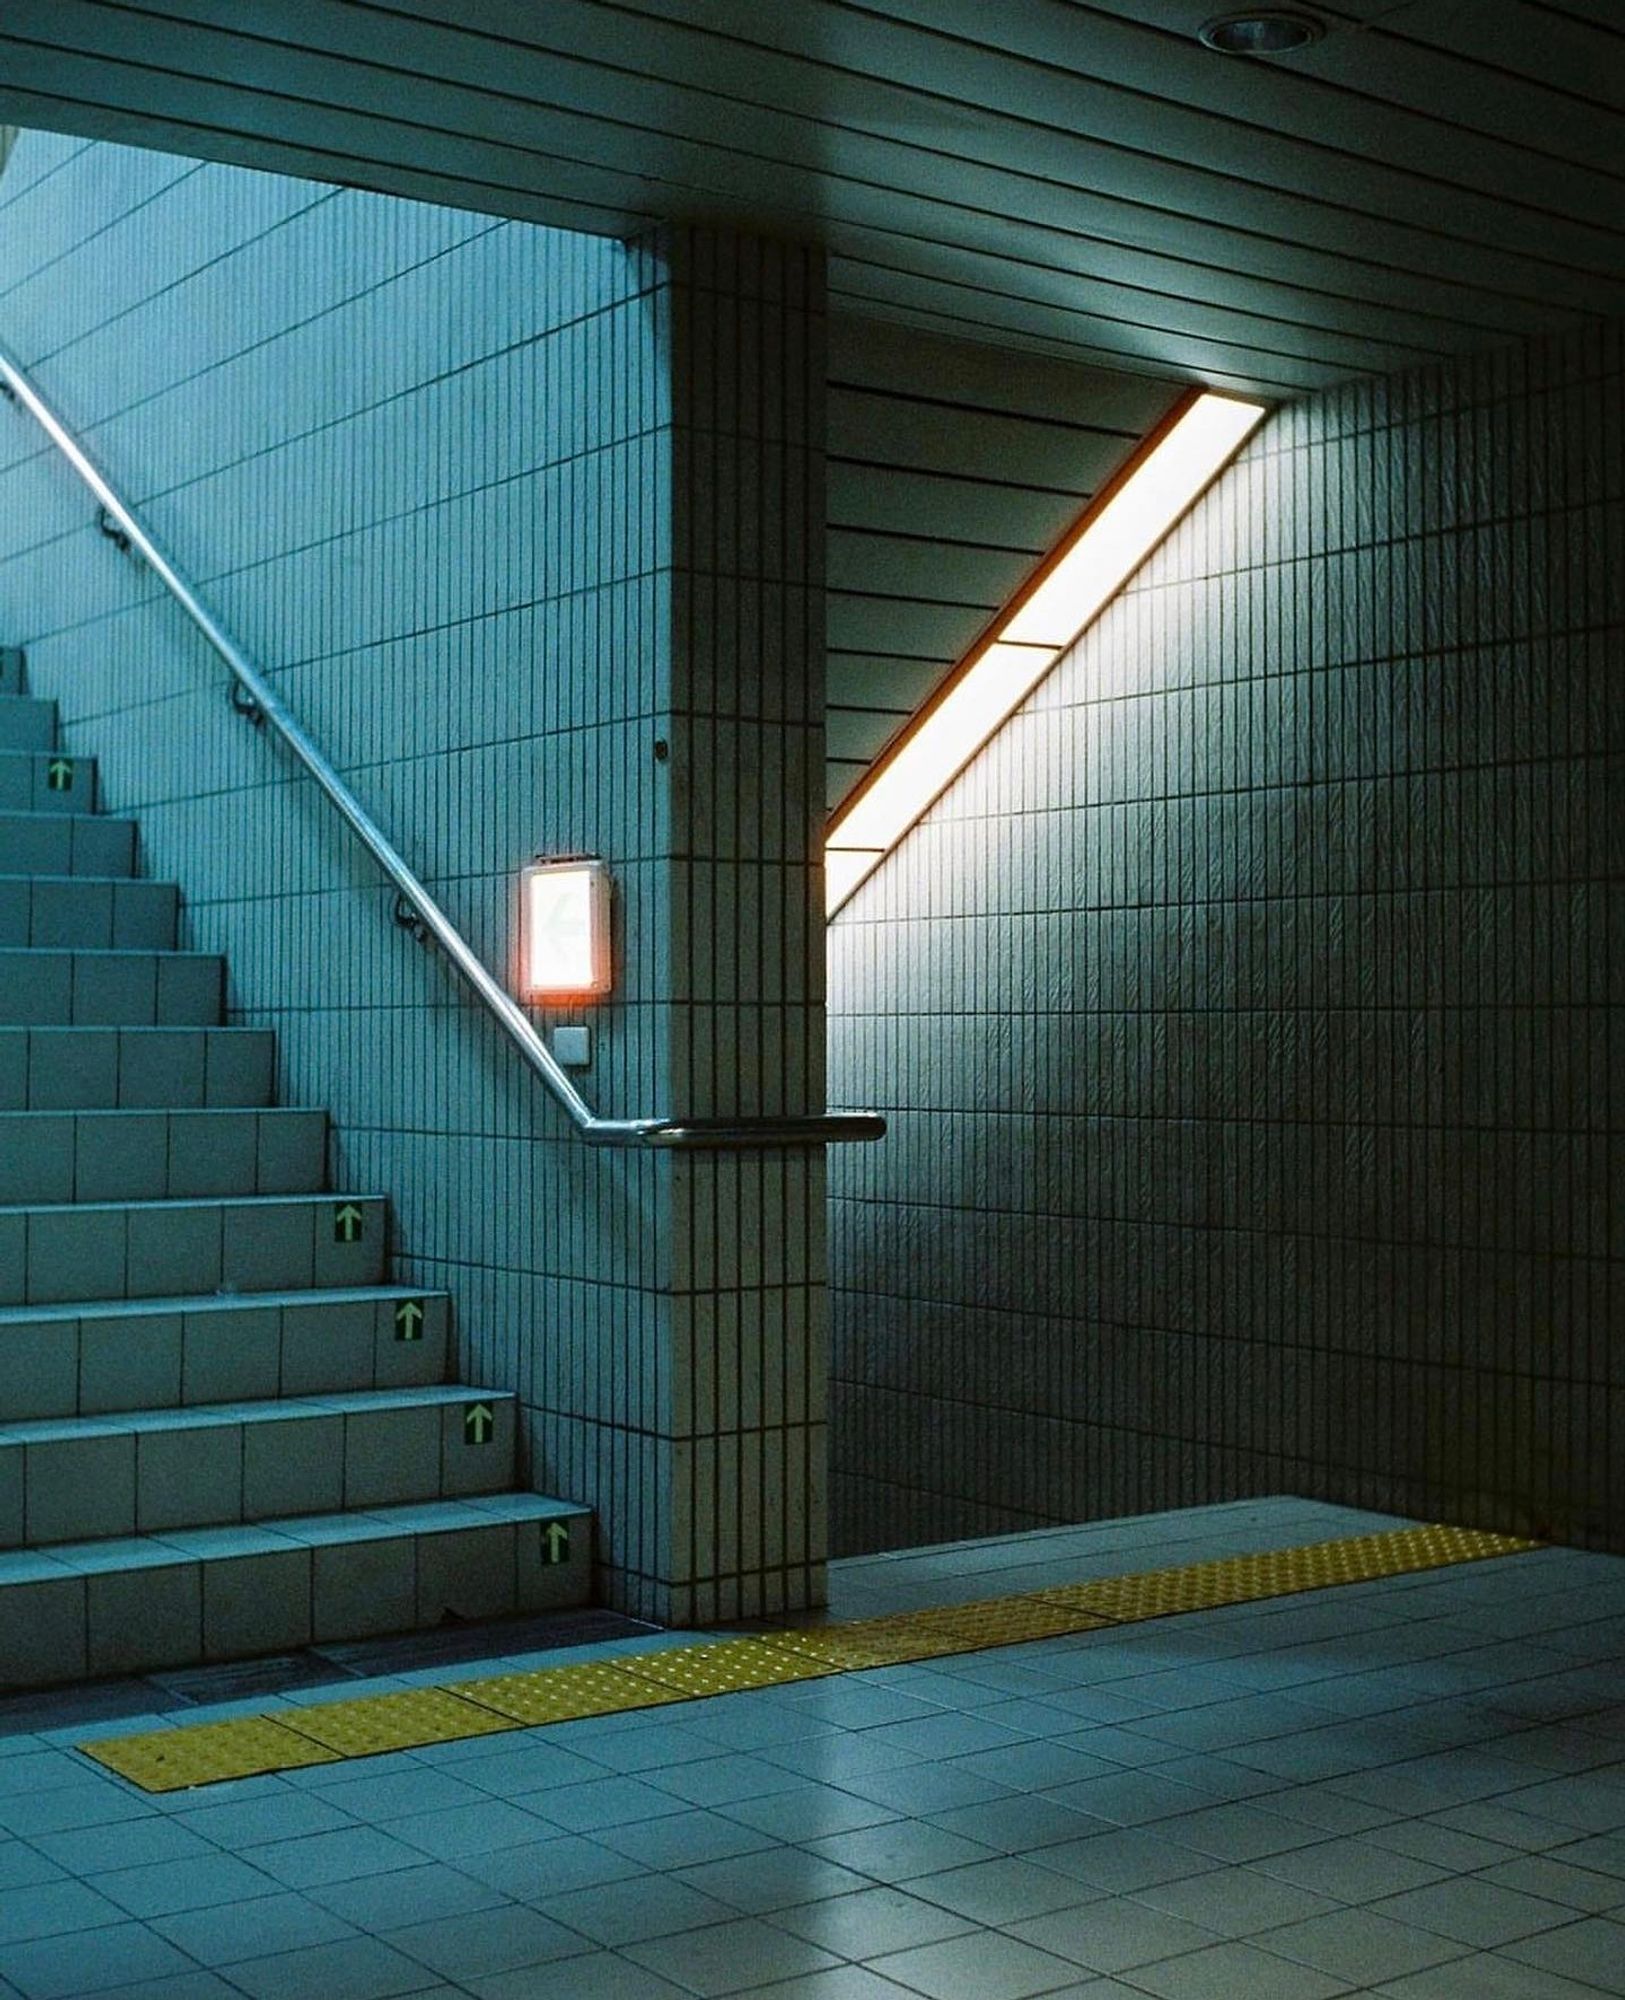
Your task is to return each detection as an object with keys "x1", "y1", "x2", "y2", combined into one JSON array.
[
  {"x1": 0, "y1": 1028, "x2": 275, "y2": 1110},
  {"x1": 0, "y1": 950, "x2": 223, "y2": 1027},
  {"x1": 0, "y1": 1293, "x2": 450, "y2": 1421},
  {"x1": 0, "y1": 652, "x2": 22, "y2": 700},
  {"x1": 0, "y1": 1399, "x2": 515, "y2": 1550},
  {"x1": 0, "y1": 1109, "x2": 326, "y2": 1204},
  {"x1": 0, "y1": 1195, "x2": 387, "y2": 1305},
  {"x1": 0, "y1": 699, "x2": 55, "y2": 754},
  {"x1": 0, "y1": 813, "x2": 136, "y2": 877},
  {"x1": 0, "y1": 752, "x2": 95, "y2": 814},
  {"x1": 2, "y1": 1506, "x2": 591, "y2": 1685},
  {"x1": 0, "y1": 878, "x2": 176, "y2": 950}
]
